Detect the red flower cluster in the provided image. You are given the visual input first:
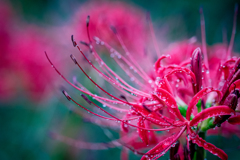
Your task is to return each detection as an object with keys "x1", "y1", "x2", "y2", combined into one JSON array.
[
  {"x1": 0, "y1": 2, "x2": 63, "y2": 101},
  {"x1": 48, "y1": 3, "x2": 240, "y2": 160},
  {"x1": 71, "y1": 1, "x2": 148, "y2": 57}
]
